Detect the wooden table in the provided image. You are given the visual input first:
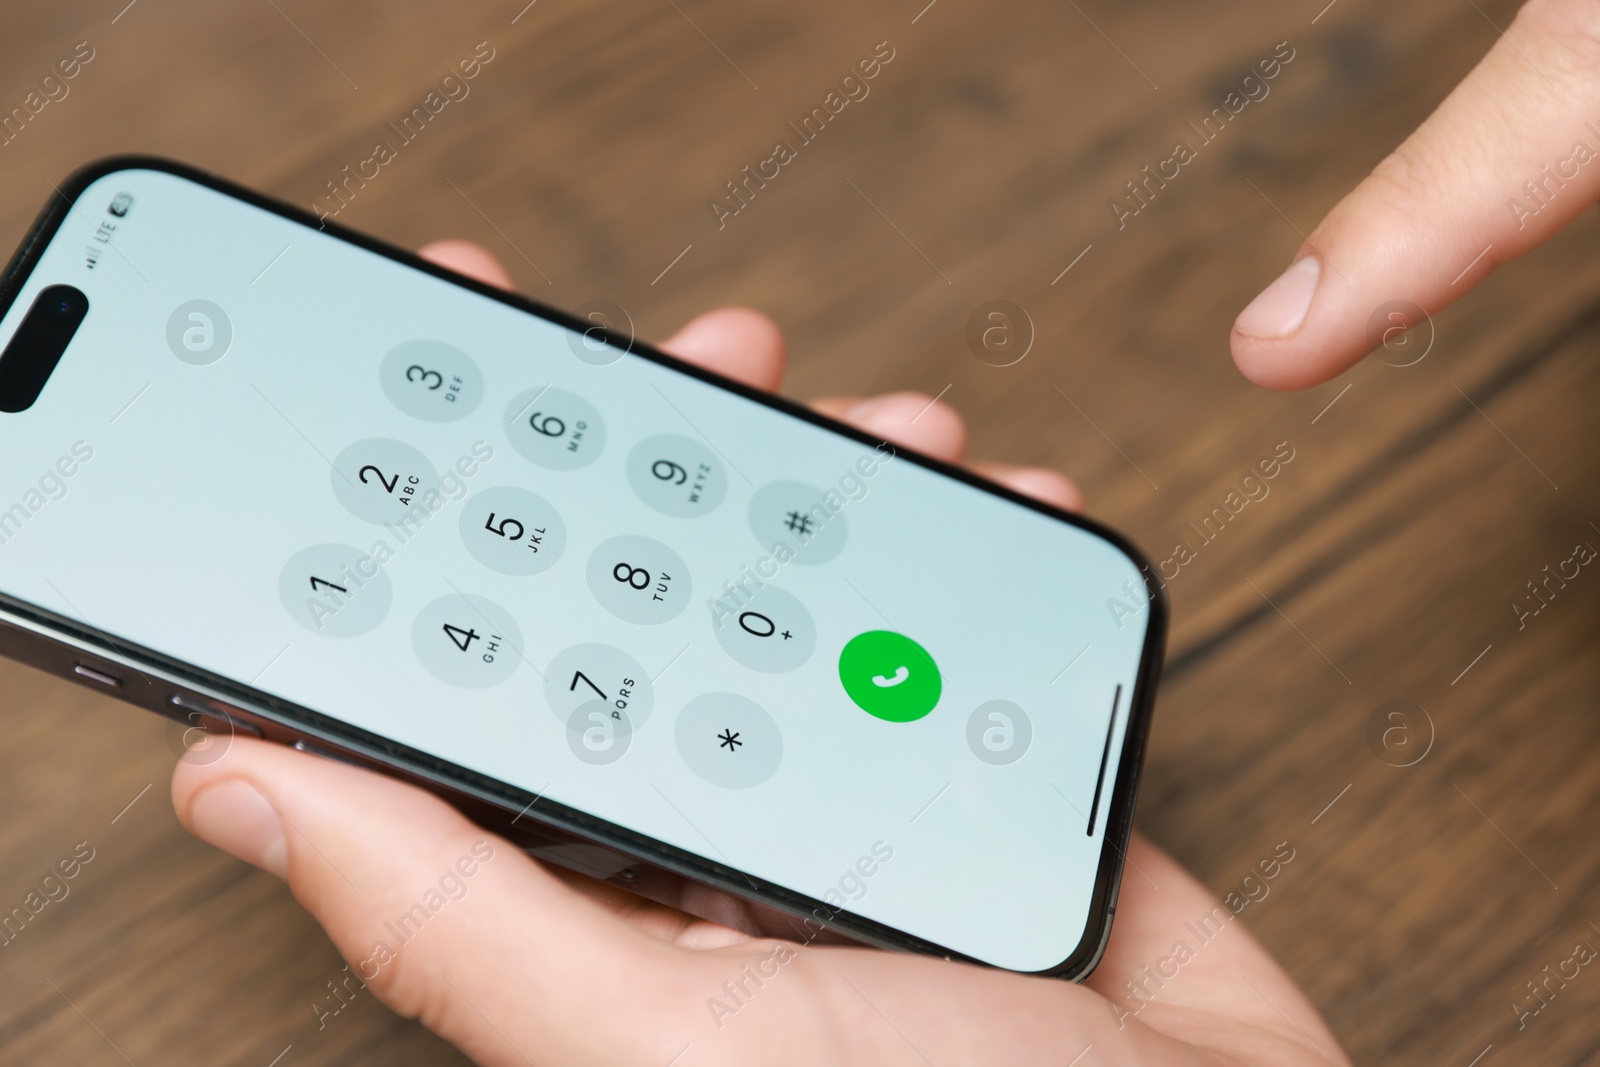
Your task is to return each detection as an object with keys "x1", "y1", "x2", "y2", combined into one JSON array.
[{"x1": 2, "y1": 0, "x2": 1596, "y2": 1062}]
